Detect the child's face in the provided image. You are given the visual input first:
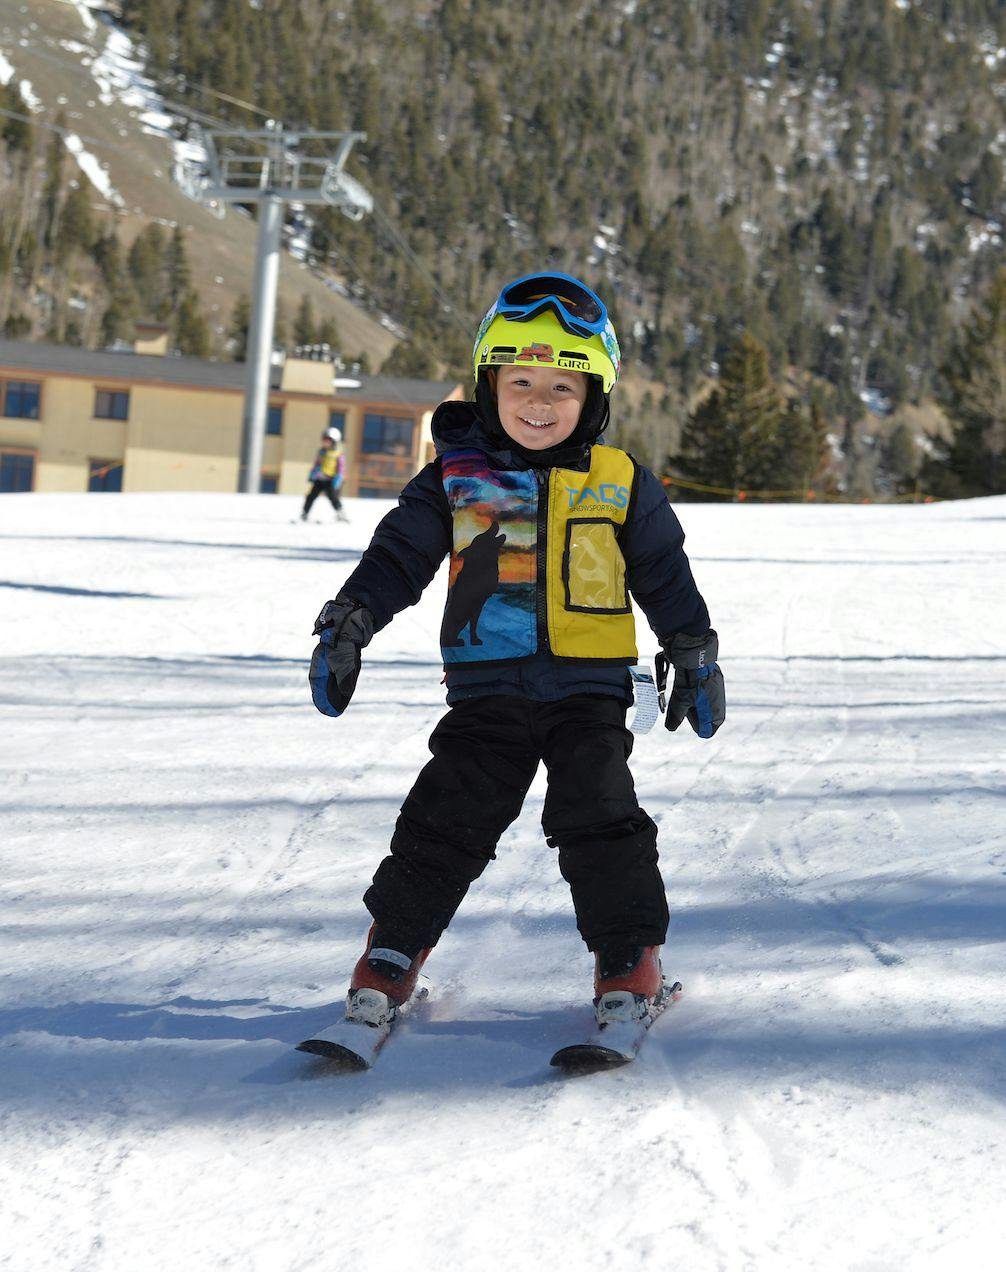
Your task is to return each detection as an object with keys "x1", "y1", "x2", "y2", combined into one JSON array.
[{"x1": 494, "y1": 365, "x2": 588, "y2": 451}]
